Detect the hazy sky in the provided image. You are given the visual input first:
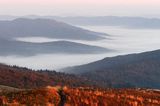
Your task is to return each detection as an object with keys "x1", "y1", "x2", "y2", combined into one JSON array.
[{"x1": 1, "y1": 0, "x2": 160, "y2": 17}]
